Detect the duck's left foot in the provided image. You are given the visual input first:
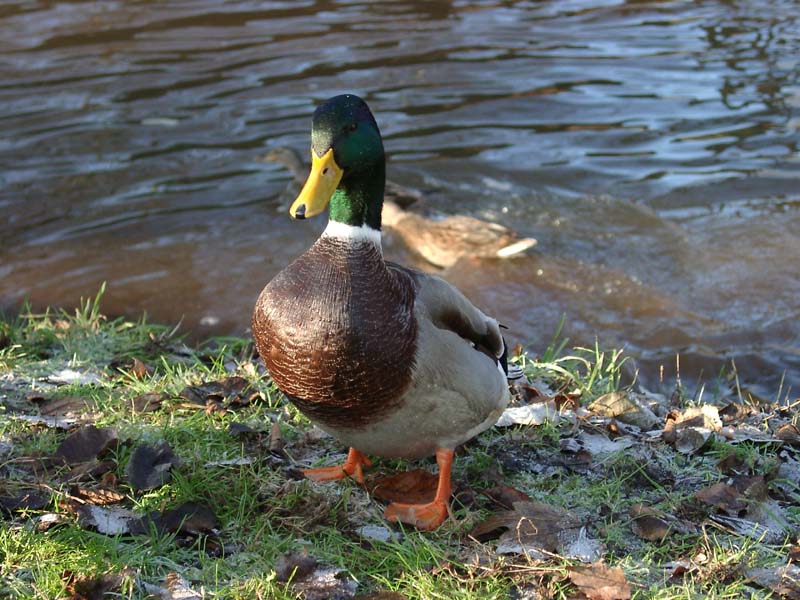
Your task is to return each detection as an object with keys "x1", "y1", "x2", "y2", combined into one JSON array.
[
  {"x1": 383, "y1": 447, "x2": 455, "y2": 530},
  {"x1": 384, "y1": 500, "x2": 449, "y2": 530},
  {"x1": 302, "y1": 447, "x2": 371, "y2": 485}
]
